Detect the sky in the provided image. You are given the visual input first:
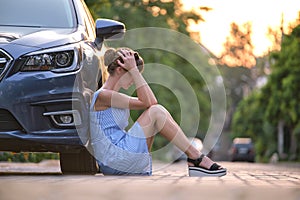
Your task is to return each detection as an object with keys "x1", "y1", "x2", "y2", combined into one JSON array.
[{"x1": 181, "y1": 0, "x2": 300, "y2": 57}]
